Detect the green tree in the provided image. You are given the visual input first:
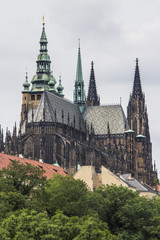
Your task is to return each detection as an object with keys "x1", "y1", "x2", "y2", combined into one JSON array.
[
  {"x1": 0, "y1": 160, "x2": 47, "y2": 224},
  {"x1": 0, "y1": 209, "x2": 119, "y2": 240},
  {"x1": 88, "y1": 185, "x2": 155, "y2": 240},
  {"x1": 0, "y1": 160, "x2": 46, "y2": 196},
  {"x1": 44, "y1": 174, "x2": 90, "y2": 217}
]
